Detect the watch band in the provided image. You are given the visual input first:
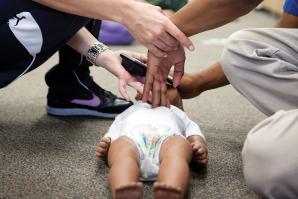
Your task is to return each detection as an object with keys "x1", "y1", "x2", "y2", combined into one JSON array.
[{"x1": 86, "y1": 42, "x2": 109, "y2": 65}]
